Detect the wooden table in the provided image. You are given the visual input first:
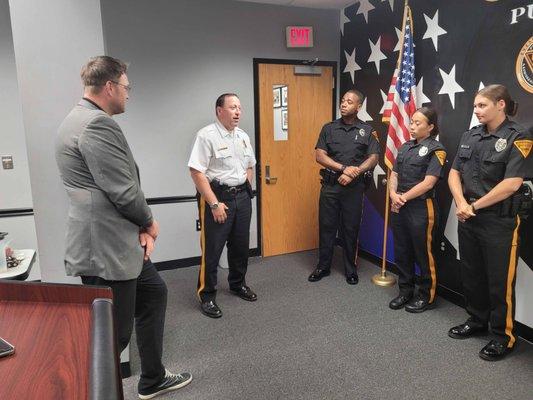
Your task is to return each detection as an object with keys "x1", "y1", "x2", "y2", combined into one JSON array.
[{"x1": 0, "y1": 281, "x2": 122, "y2": 399}]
